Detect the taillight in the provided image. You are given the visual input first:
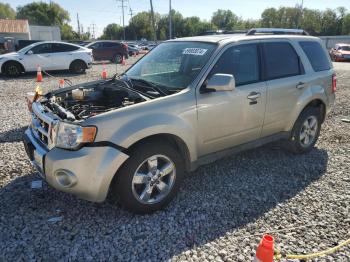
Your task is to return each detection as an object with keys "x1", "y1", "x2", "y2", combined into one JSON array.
[{"x1": 332, "y1": 74, "x2": 336, "y2": 93}]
